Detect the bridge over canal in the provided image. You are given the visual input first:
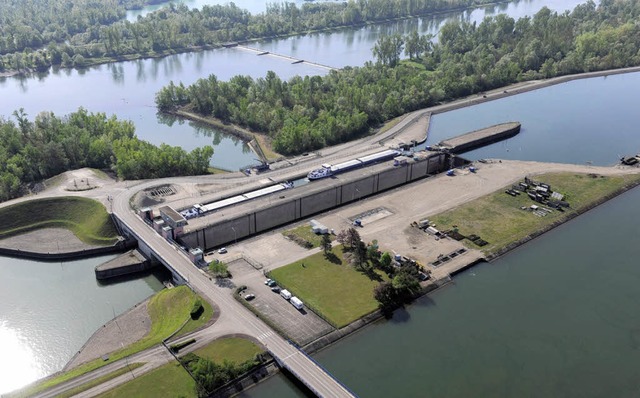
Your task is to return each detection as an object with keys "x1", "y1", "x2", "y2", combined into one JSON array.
[{"x1": 112, "y1": 209, "x2": 357, "y2": 397}]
